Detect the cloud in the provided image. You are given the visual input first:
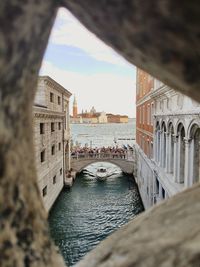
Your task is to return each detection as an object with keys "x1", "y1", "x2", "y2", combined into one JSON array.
[
  {"x1": 49, "y1": 8, "x2": 131, "y2": 67},
  {"x1": 40, "y1": 60, "x2": 136, "y2": 117}
]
